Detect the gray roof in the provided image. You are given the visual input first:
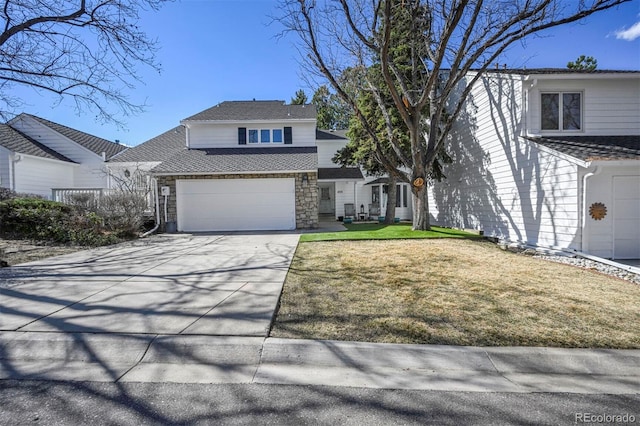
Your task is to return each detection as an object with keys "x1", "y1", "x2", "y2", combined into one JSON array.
[
  {"x1": 318, "y1": 167, "x2": 363, "y2": 180},
  {"x1": 151, "y1": 147, "x2": 318, "y2": 175},
  {"x1": 110, "y1": 126, "x2": 186, "y2": 163},
  {"x1": 316, "y1": 129, "x2": 348, "y2": 140},
  {"x1": 480, "y1": 68, "x2": 640, "y2": 76},
  {"x1": 526, "y1": 135, "x2": 640, "y2": 161},
  {"x1": 25, "y1": 114, "x2": 126, "y2": 159},
  {"x1": 365, "y1": 177, "x2": 390, "y2": 185},
  {"x1": 183, "y1": 100, "x2": 317, "y2": 122},
  {"x1": 0, "y1": 124, "x2": 75, "y2": 163}
]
